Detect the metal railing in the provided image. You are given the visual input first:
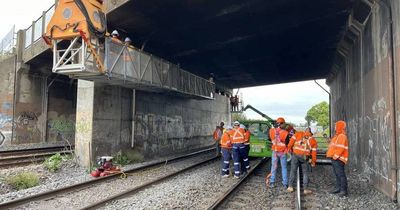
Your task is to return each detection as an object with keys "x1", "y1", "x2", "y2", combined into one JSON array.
[
  {"x1": 0, "y1": 26, "x2": 16, "y2": 56},
  {"x1": 24, "y1": 4, "x2": 55, "y2": 49},
  {"x1": 104, "y1": 38, "x2": 215, "y2": 99}
]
